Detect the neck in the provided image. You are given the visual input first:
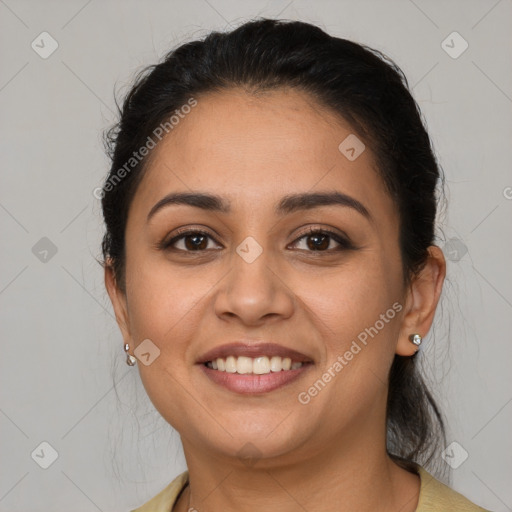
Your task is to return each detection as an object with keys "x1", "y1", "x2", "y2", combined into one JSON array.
[{"x1": 176, "y1": 420, "x2": 420, "y2": 512}]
